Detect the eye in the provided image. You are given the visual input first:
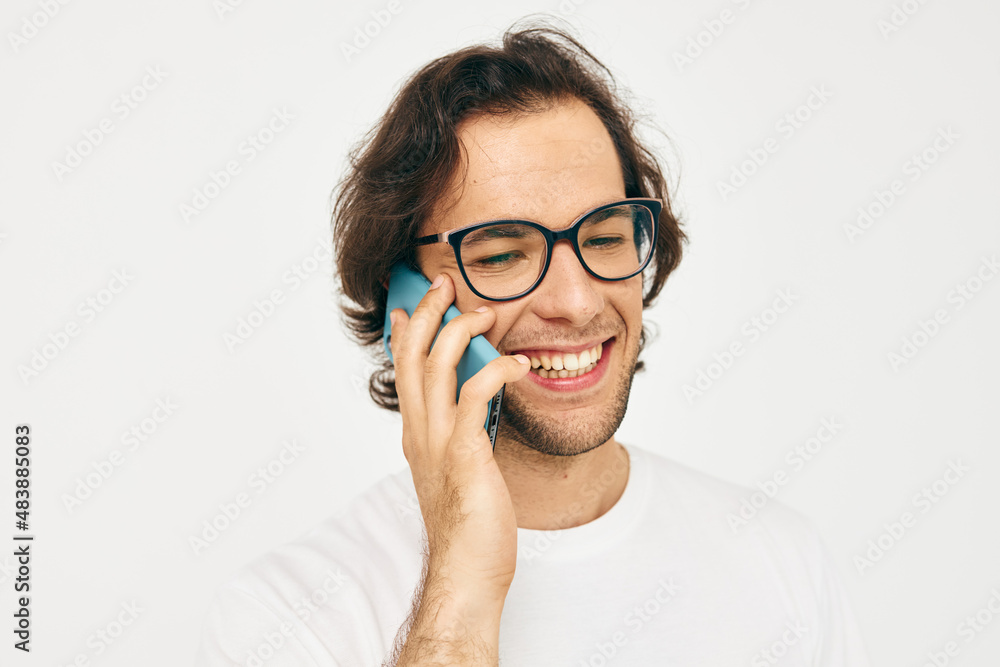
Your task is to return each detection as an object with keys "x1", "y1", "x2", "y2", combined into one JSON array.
[
  {"x1": 473, "y1": 251, "x2": 523, "y2": 266},
  {"x1": 583, "y1": 236, "x2": 626, "y2": 248}
]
